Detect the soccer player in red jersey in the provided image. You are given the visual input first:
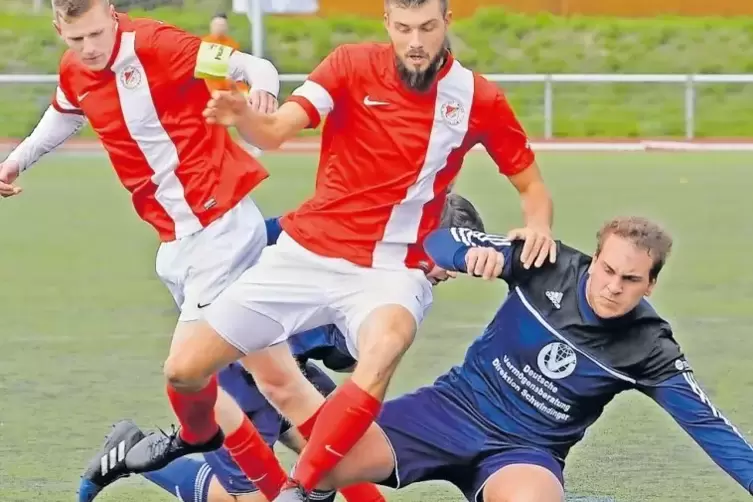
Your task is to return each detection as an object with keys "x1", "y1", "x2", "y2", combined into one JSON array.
[
  {"x1": 0, "y1": 1, "x2": 301, "y2": 499},
  {"x1": 125, "y1": 1, "x2": 556, "y2": 501}
]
